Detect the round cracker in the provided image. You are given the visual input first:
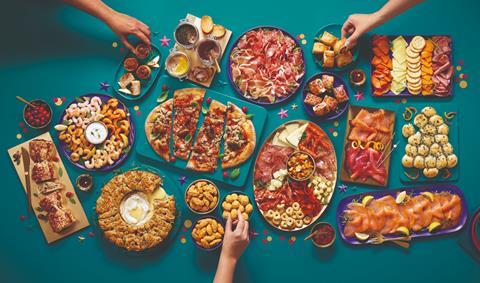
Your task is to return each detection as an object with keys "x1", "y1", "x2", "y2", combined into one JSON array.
[
  {"x1": 407, "y1": 69, "x2": 422, "y2": 79},
  {"x1": 411, "y1": 36, "x2": 426, "y2": 51},
  {"x1": 407, "y1": 56, "x2": 421, "y2": 64},
  {"x1": 406, "y1": 47, "x2": 420, "y2": 58}
]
